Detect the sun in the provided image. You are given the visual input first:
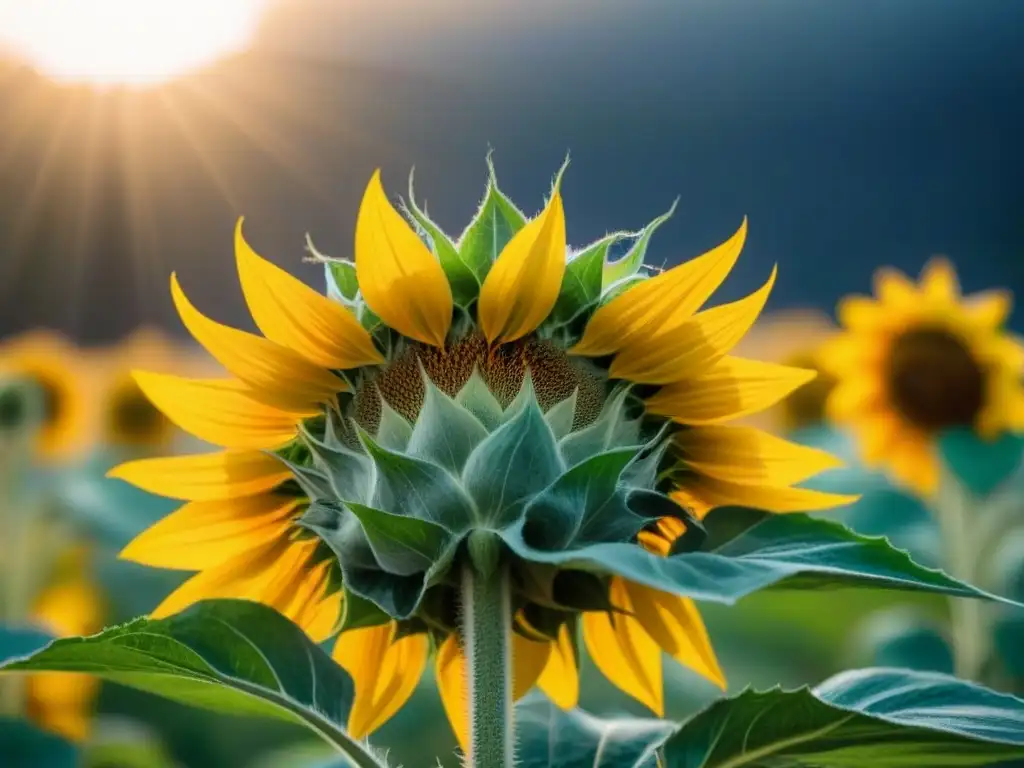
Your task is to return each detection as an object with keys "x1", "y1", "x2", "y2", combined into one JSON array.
[{"x1": 0, "y1": 0, "x2": 273, "y2": 87}]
